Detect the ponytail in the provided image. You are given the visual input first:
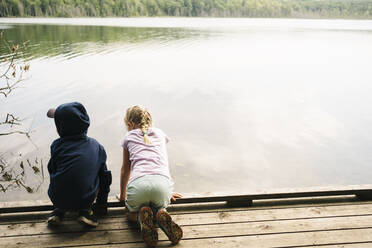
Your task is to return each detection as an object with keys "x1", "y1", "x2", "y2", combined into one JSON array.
[
  {"x1": 141, "y1": 128, "x2": 151, "y2": 145},
  {"x1": 140, "y1": 110, "x2": 152, "y2": 144},
  {"x1": 125, "y1": 105, "x2": 153, "y2": 145}
]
